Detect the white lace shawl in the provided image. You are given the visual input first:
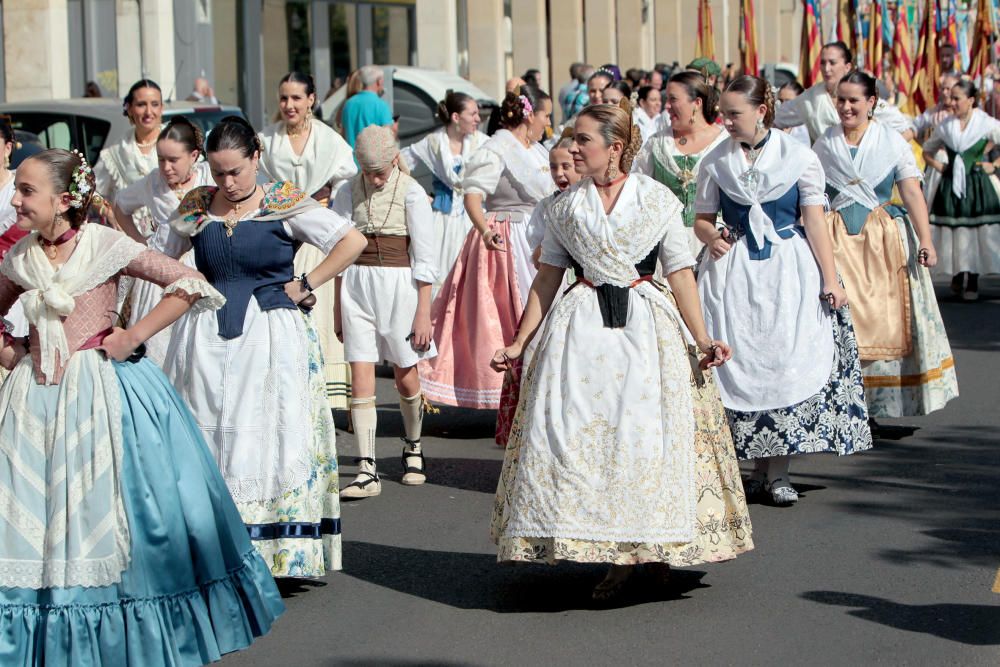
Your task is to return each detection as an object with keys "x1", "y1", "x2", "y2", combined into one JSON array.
[
  {"x1": 813, "y1": 120, "x2": 905, "y2": 211},
  {"x1": 935, "y1": 109, "x2": 1000, "y2": 198},
  {"x1": 258, "y1": 119, "x2": 357, "y2": 196},
  {"x1": 401, "y1": 128, "x2": 488, "y2": 192},
  {"x1": 1, "y1": 224, "x2": 145, "y2": 379},
  {"x1": 698, "y1": 131, "x2": 817, "y2": 250}
]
